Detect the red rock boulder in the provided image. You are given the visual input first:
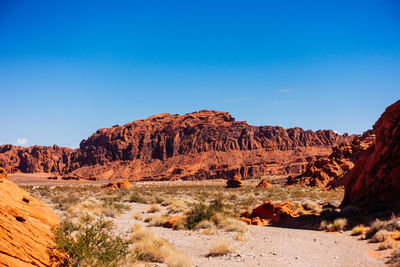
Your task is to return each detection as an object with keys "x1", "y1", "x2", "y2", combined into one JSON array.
[
  {"x1": 256, "y1": 179, "x2": 272, "y2": 188},
  {"x1": 226, "y1": 175, "x2": 242, "y2": 188},
  {"x1": 341, "y1": 100, "x2": 400, "y2": 212},
  {"x1": 101, "y1": 180, "x2": 132, "y2": 189},
  {"x1": 239, "y1": 200, "x2": 301, "y2": 225}
]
